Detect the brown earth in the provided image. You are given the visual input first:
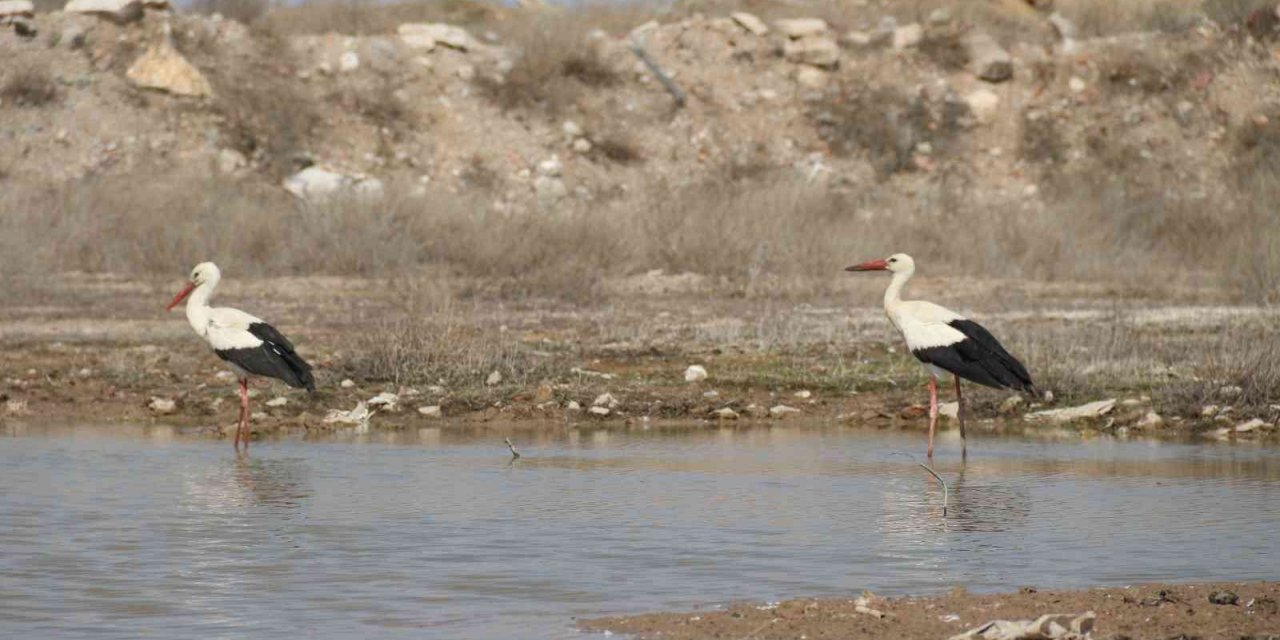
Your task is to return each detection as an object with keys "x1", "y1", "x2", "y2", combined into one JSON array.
[{"x1": 580, "y1": 581, "x2": 1280, "y2": 640}]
